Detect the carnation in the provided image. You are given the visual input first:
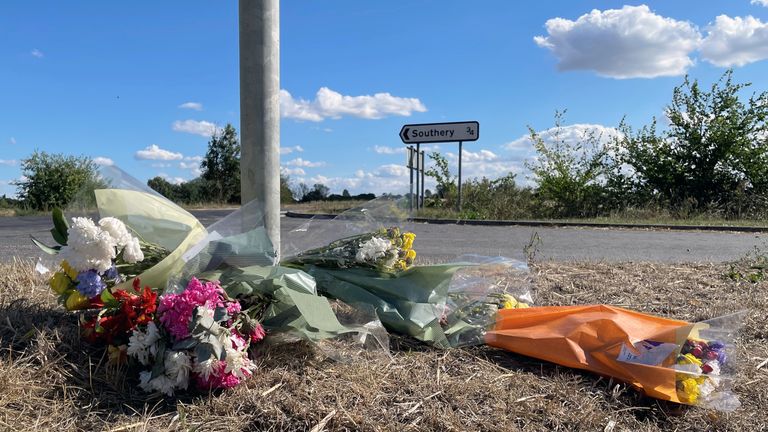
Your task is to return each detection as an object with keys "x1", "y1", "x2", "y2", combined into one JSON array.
[
  {"x1": 356, "y1": 237, "x2": 392, "y2": 263},
  {"x1": 127, "y1": 322, "x2": 160, "y2": 365},
  {"x1": 61, "y1": 217, "x2": 117, "y2": 272},
  {"x1": 158, "y1": 278, "x2": 226, "y2": 341},
  {"x1": 123, "y1": 236, "x2": 144, "y2": 263},
  {"x1": 98, "y1": 217, "x2": 131, "y2": 248}
]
